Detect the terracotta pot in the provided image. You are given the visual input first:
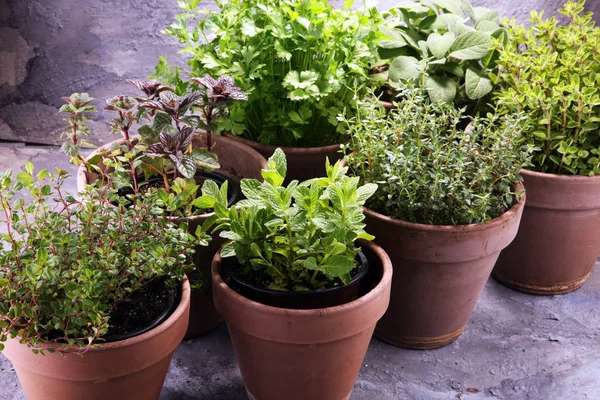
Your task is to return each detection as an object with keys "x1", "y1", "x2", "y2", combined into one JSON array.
[
  {"x1": 3, "y1": 278, "x2": 190, "y2": 400},
  {"x1": 212, "y1": 240, "x2": 392, "y2": 400},
  {"x1": 77, "y1": 134, "x2": 268, "y2": 338},
  {"x1": 493, "y1": 169, "x2": 600, "y2": 294},
  {"x1": 226, "y1": 134, "x2": 343, "y2": 181},
  {"x1": 366, "y1": 188, "x2": 526, "y2": 349}
]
